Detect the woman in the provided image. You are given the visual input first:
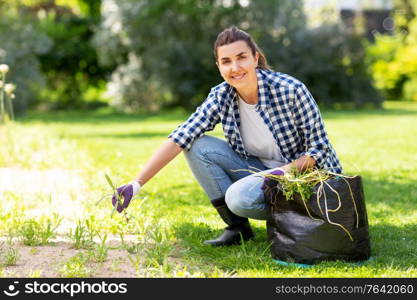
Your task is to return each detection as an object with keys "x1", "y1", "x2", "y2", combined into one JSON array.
[{"x1": 112, "y1": 26, "x2": 342, "y2": 246}]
